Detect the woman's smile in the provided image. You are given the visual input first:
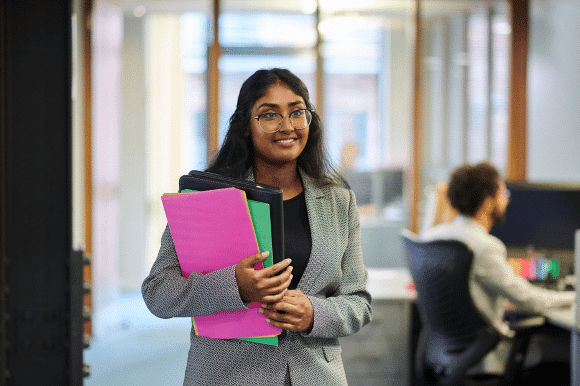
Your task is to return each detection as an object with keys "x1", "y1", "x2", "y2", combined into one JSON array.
[
  {"x1": 273, "y1": 137, "x2": 298, "y2": 146},
  {"x1": 249, "y1": 82, "x2": 309, "y2": 167}
]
